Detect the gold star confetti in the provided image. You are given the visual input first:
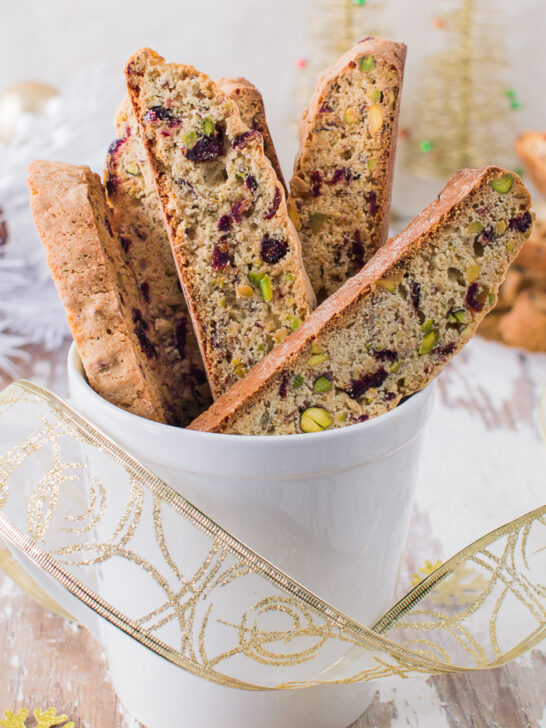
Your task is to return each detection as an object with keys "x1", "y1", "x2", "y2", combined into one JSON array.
[
  {"x1": 410, "y1": 558, "x2": 443, "y2": 586},
  {"x1": 0, "y1": 708, "x2": 74, "y2": 728}
]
